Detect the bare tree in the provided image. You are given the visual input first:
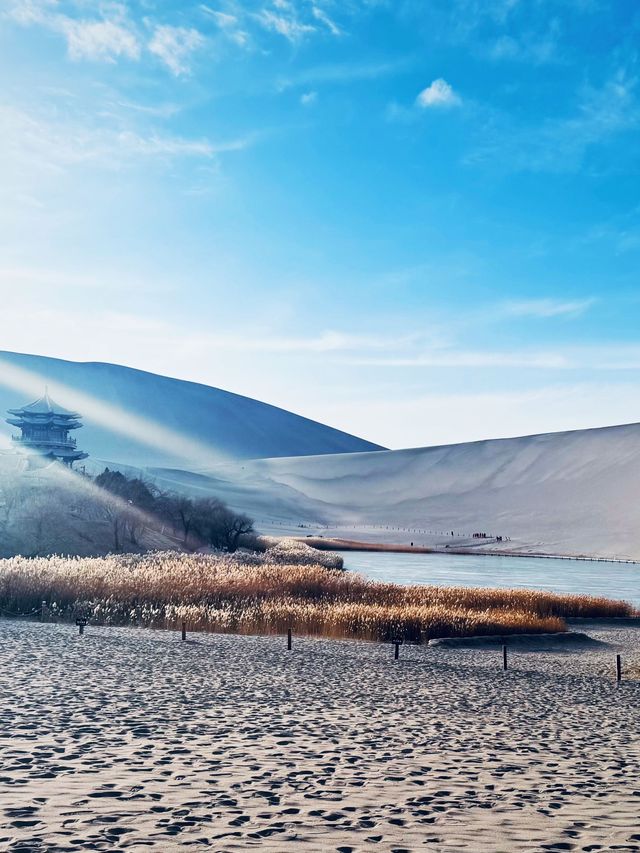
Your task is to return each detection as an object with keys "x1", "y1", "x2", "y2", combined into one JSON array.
[
  {"x1": 94, "y1": 468, "x2": 158, "y2": 549},
  {"x1": 0, "y1": 470, "x2": 25, "y2": 529},
  {"x1": 167, "y1": 495, "x2": 200, "y2": 549},
  {"x1": 19, "y1": 489, "x2": 69, "y2": 556},
  {"x1": 194, "y1": 498, "x2": 254, "y2": 552},
  {"x1": 99, "y1": 493, "x2": 130, "y2": 552}
]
